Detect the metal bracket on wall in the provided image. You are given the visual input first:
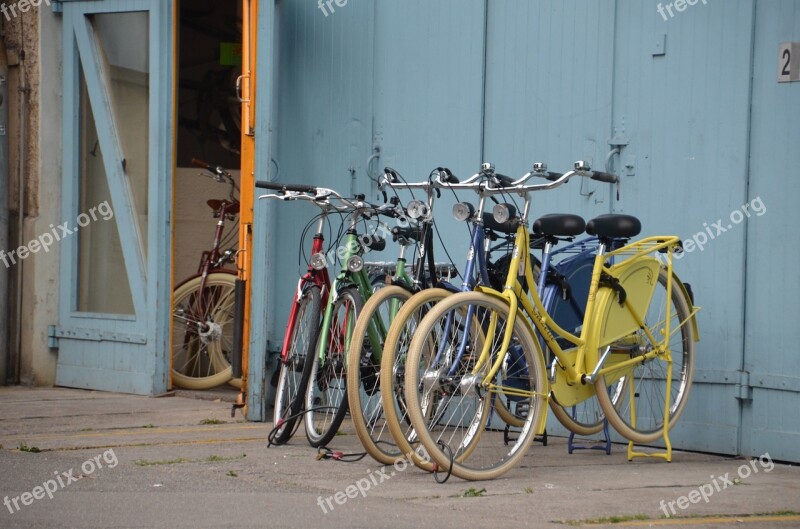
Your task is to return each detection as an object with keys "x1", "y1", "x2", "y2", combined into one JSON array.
[
  {"x1": 606, "y1": 136, "x2": 630, "y2": 177},
  {"x1": 736, "y1": 370, "x2": 753, "y2": 401}
]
